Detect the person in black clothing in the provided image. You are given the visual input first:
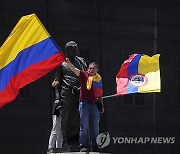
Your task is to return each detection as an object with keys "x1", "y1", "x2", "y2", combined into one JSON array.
[{"x1": 47, "y1": 85, "x2": 63, "y2": 154}]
